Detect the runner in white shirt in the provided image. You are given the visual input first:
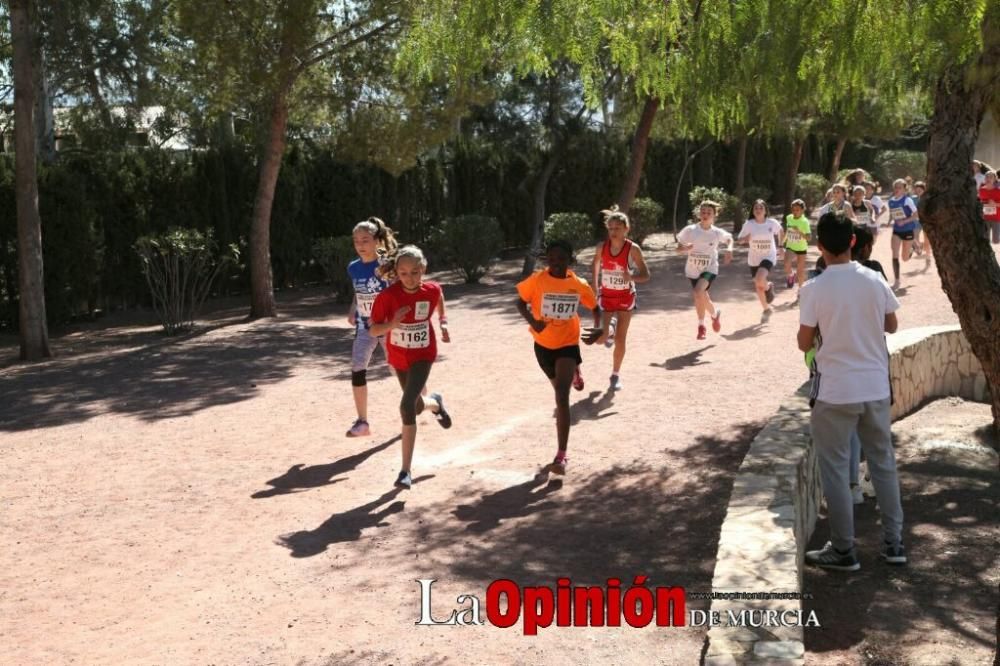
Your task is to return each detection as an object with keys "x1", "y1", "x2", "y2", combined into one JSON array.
[
  {"x1": 676, "y1": 200, "x2": 734, "y2": 340},
  {"x1": 864, "y1": 181, "x2": 885, "y2": 236},
  {"x1": 737, "y1": 199, "x2": 784, "y2": 318}
]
